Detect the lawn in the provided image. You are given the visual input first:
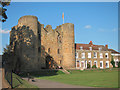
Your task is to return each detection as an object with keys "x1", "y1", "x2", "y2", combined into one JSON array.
[
  {"x1": 5, "y1": 72, "x2": 38, "y2": 88},
  {"x1": 37, "y1": 69, "x2": 119, "y2": 88}
]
